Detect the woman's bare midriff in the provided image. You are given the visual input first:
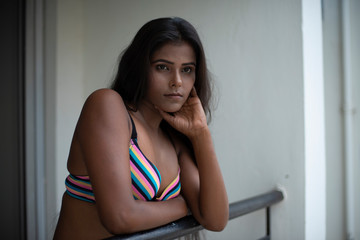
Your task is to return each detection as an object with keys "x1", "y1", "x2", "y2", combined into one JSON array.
[{"x1": 54, "y1": 193, "x2": 113, "y2": 239}]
